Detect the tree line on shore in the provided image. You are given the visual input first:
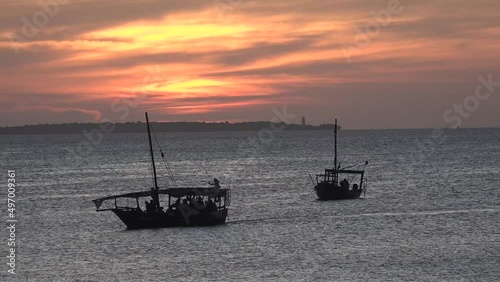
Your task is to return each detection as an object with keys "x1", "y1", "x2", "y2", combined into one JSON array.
[{"x1": 0, "y1": 121, "x2": 340, "y2": 135}]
